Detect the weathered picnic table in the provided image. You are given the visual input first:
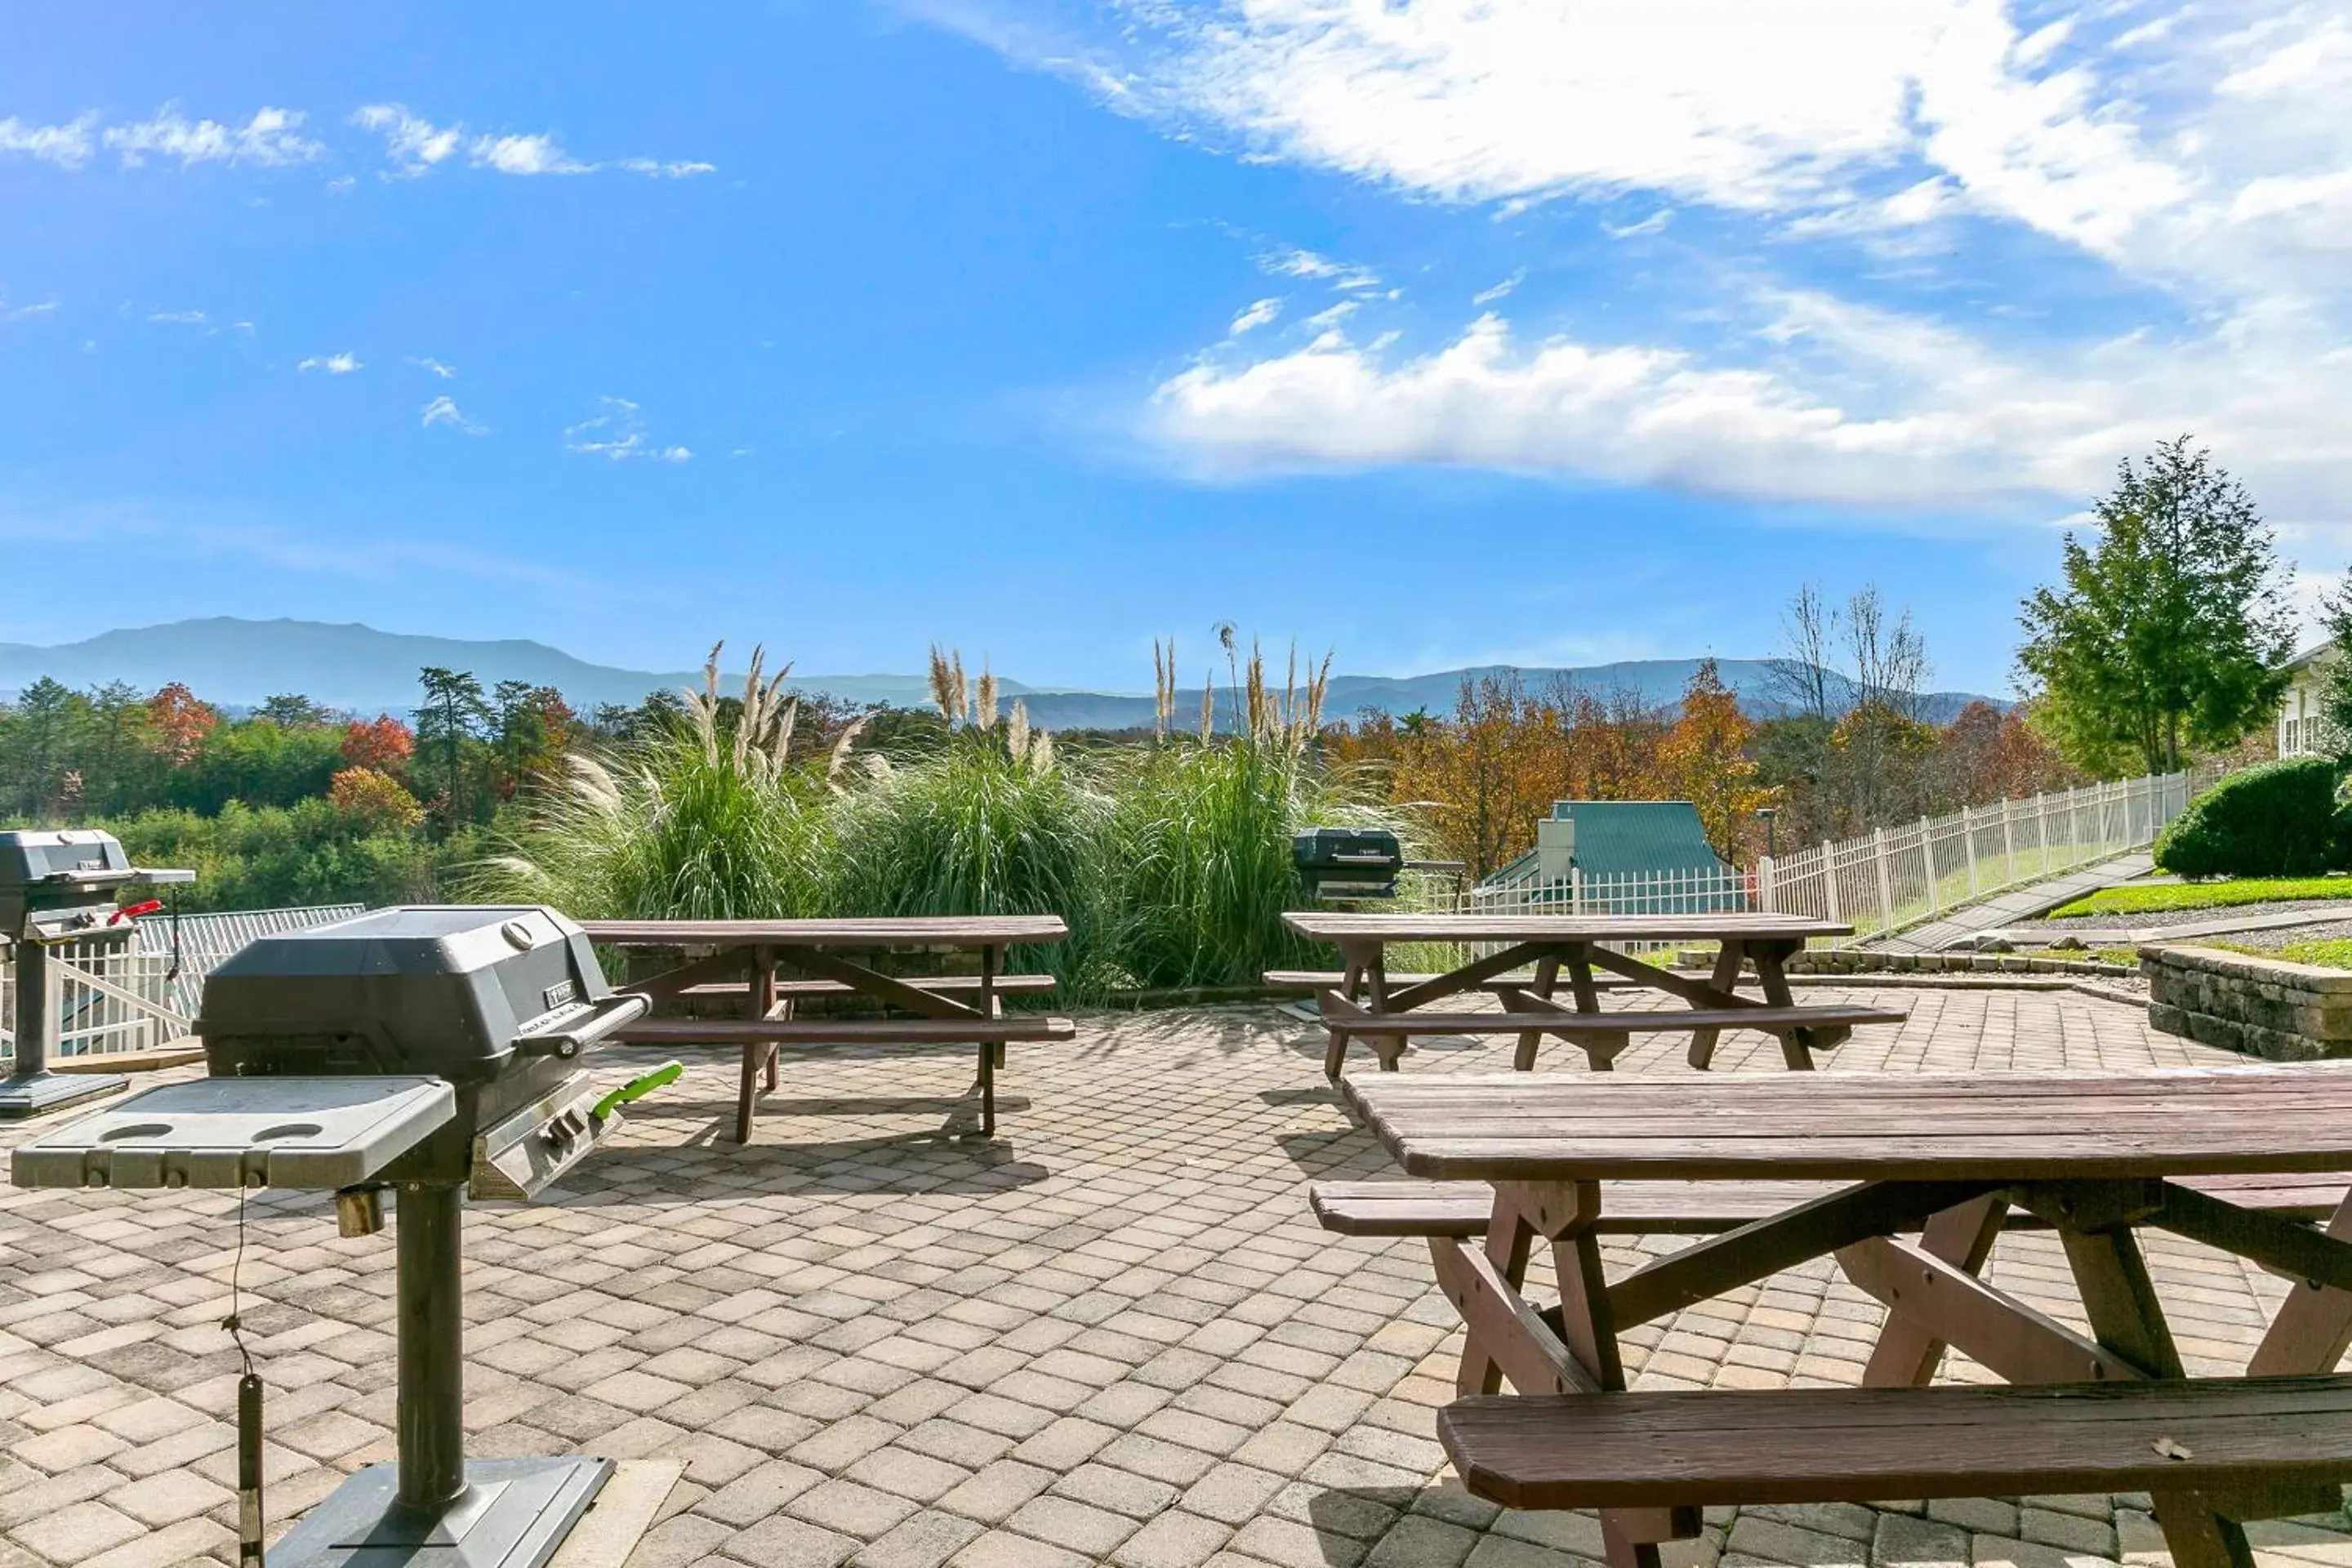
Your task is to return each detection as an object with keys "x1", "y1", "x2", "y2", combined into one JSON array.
[
  {"x1": 1277, "y1": 911, "x2": 1900, "y2": 1076},
  {"x1": 1339, "y1": 1066, "x2": 2352, "y2": 1568},
  {"x1": 583, "y1": 916, "x2": 1075, "y2": 1141}
]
